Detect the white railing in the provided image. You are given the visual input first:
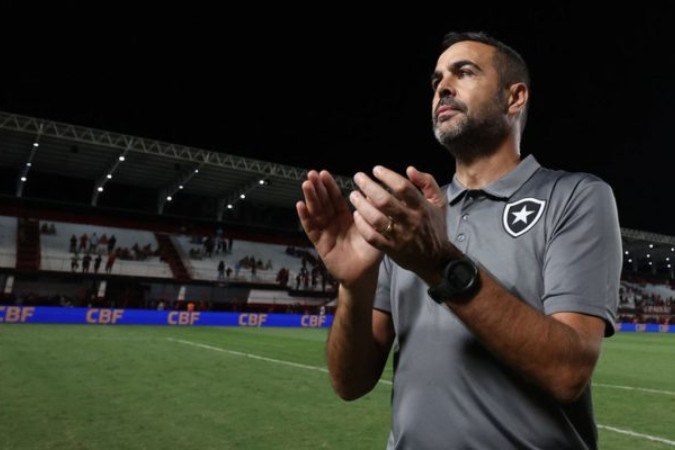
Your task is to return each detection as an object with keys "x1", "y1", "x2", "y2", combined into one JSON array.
[{"x1": 200, "y1": 265, "x2": 283, "y2": 284}]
